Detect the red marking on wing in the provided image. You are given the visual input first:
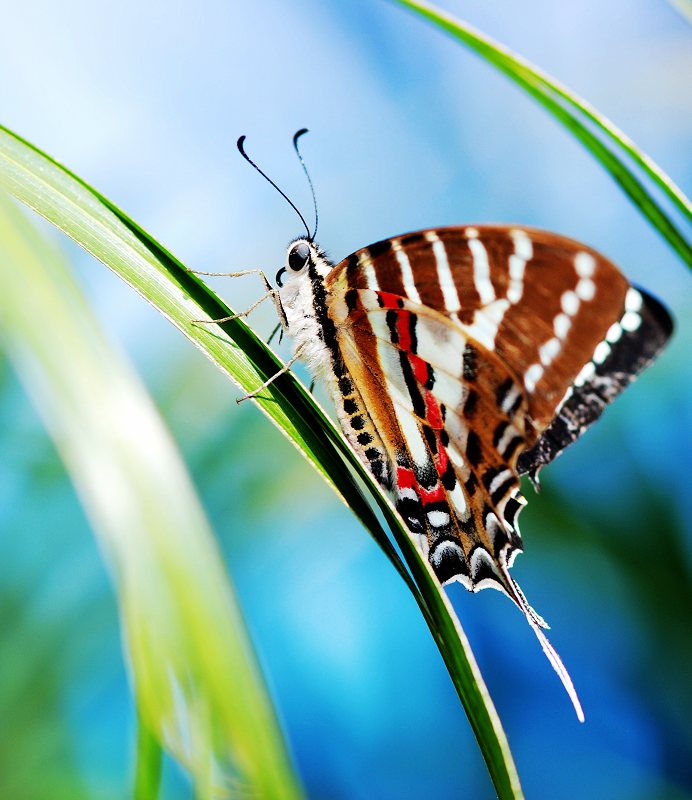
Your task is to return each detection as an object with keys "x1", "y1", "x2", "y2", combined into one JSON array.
[
  {"x1": 409, "y1": 354, "x2": 428, "y2": 385},
  {"x1": 378, "y1": 291, "x2": 400, "y2": 309},
  {"x1": 396, "y1": 465, "x2": 416, "y2": 489},
  {"x1": 396, "y1": 465, "x2": 446, "y2": 505},
  {"x1": 420, "y1": 484, "x2": 446, "y2": 504},
  {"x1": 436, "y1": 445, "x2": 449, "y2": 478},
  {"x1": 424, "y1": 390, "x2": 443, "y2": 430},
  {"x1": 392, "y1": 352, "x2": 453, "y2": 508},
  {"x1": 396, "y1": 310, "x2": 412, "y2": 351},
  {"x1": 424, "y1": 390, "x2": 450, "y2": 478}
]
